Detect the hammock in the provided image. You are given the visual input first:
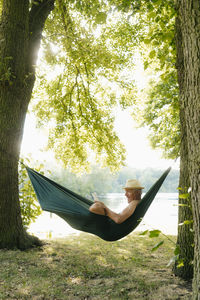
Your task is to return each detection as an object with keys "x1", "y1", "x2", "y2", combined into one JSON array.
[{"x1": 26, "y1": 166, "x2": 171, "y2": 241}]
